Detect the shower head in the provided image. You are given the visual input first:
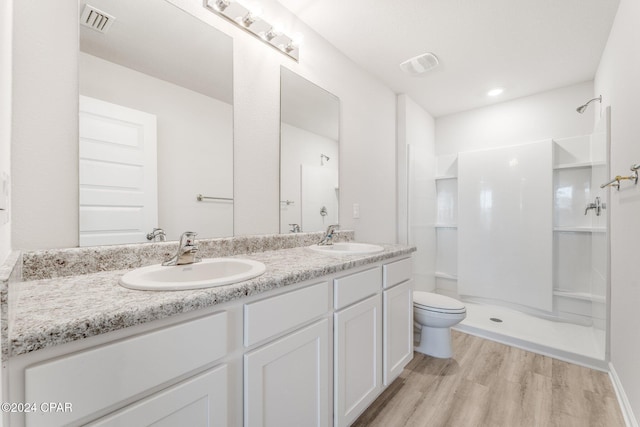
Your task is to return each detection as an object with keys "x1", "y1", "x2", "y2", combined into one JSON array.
[
  {"x1": 320, "y1": 154, "x2": 330, "y2": 165},
  {"x1": 576, "y1": 95, "x2": 602, "y2": 114}
]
